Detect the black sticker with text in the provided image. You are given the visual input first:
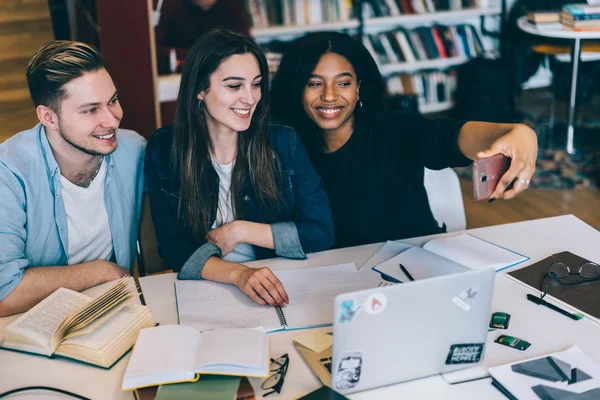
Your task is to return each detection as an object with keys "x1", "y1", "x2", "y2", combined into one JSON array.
[{"x1": 445, "y1": 343, "x2": 485, "y2": 365}]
